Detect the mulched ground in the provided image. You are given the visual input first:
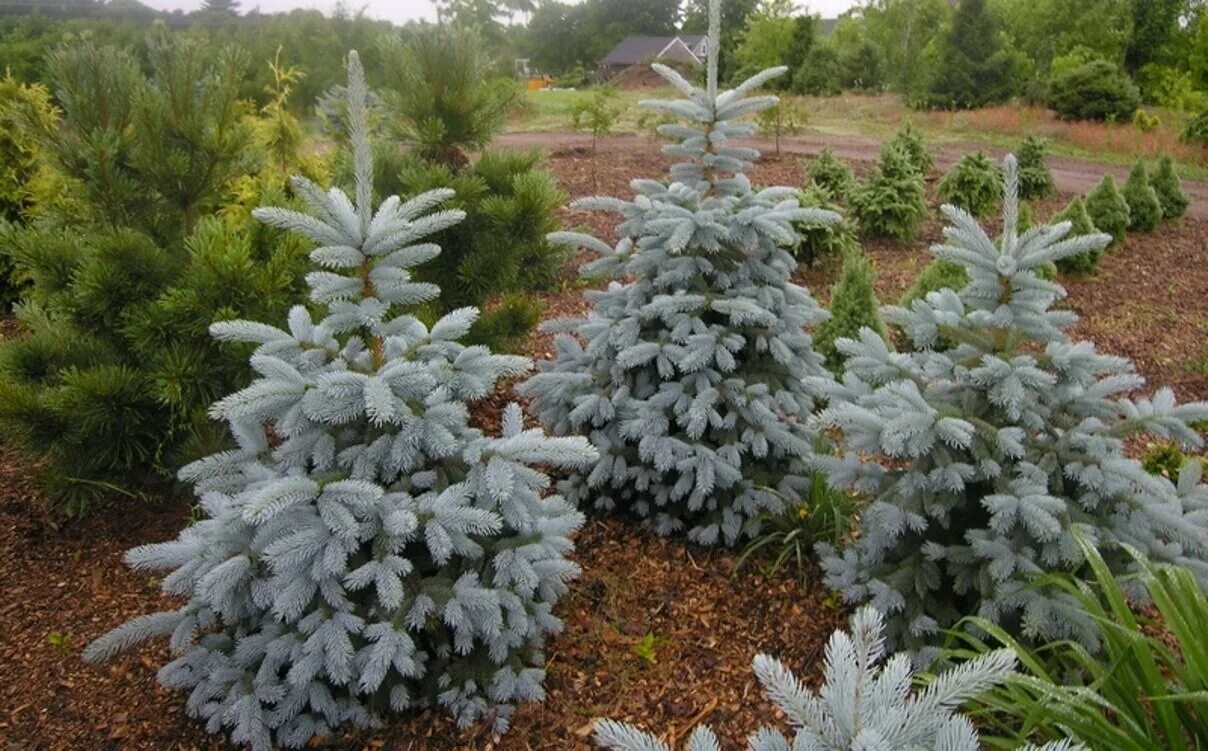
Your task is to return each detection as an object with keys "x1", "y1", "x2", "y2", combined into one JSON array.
[{"x1": 2, "y1": 141, "x2": 1207, "y2": 751}]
